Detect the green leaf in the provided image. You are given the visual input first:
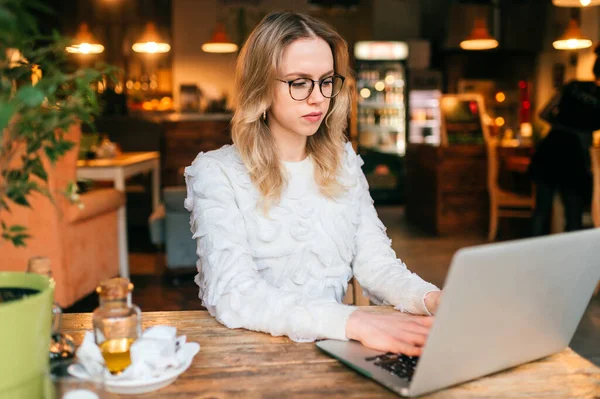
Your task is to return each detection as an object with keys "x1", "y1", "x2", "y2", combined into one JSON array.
[
  {"x1": 16, "y1": 86, "x2": 45, "y2": 107},
  {"x1": 0, "y1": 102, "x2": 17, "y2": 132},
  {"x1": 25, "y1": 1, "x2": 54, "y2": 15},
  {"x1": 83, "y1": 69, "x2": 101, "y2": 82},
  {"x1": 54, "y1": 139, "x2": 75, "y2": 156},
  {"x1": 10, "y1": 194, "x2": 30, "y2": 207},
  {"x1": 1, "y1": 220, "x2": 6, "y2": 230},
  {"x1": 29, "y1": 156, "x2": 48, "y2": 181},
  {"x1": 12, "y1": 233, "x2": 31, "y2": 247},
  {"x1": 0, "y1": 7, "x2": 15, "y2": 31},
  {"x1": 9, "y1": 225, "x2": 26, "y2": 233},
  {"x1": 44, "y1": 146, "x2": 58, "y2": 163},
  {"x1": 26, "y1": 137, "x2": 43, "y2": 153},
  {"x1": 14, "y1": 8, "x2": 38, "y2": 34}
]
